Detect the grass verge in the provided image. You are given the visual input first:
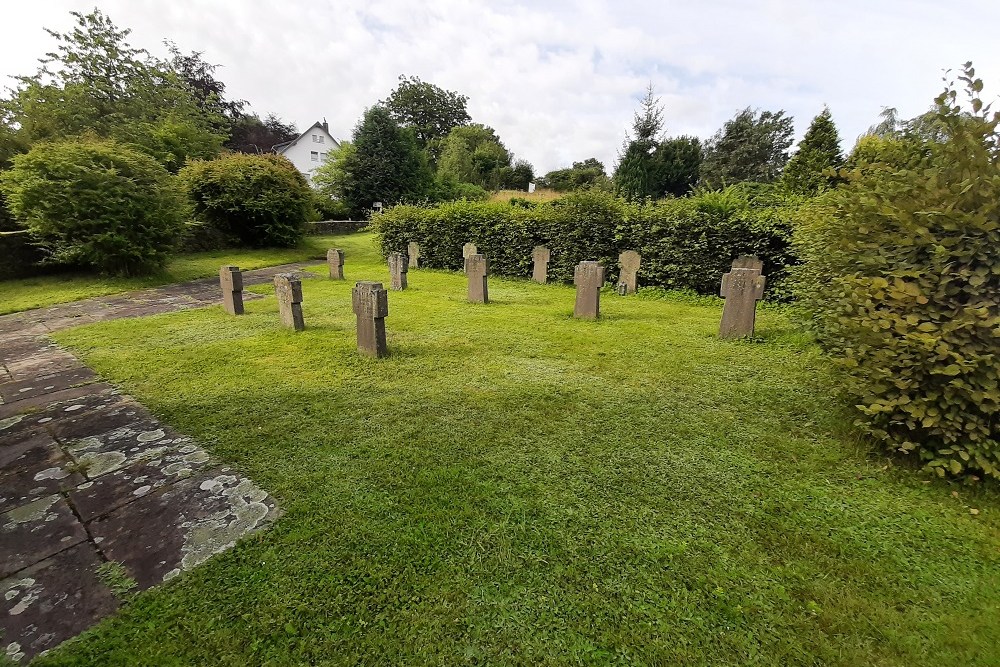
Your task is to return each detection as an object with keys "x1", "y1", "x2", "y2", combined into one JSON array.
[{"x1": 41, "y1": 232, "x2": 1000, "y2": 666}]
